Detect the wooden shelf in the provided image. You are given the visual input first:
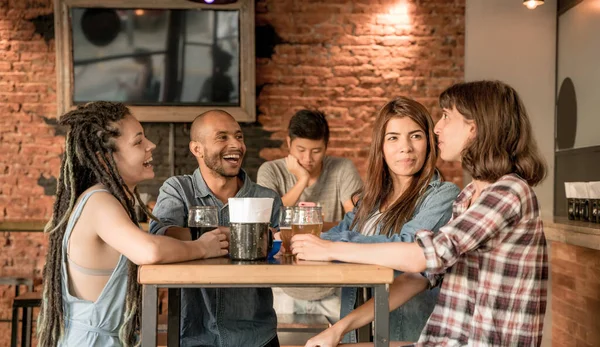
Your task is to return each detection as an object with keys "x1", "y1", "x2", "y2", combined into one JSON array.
[
  {"x1": 544, "y1": 217, "x2": 600, "y2": 250},
  {"x1": 0, "y1": 220, "x2": 46, "y2": 232}
]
